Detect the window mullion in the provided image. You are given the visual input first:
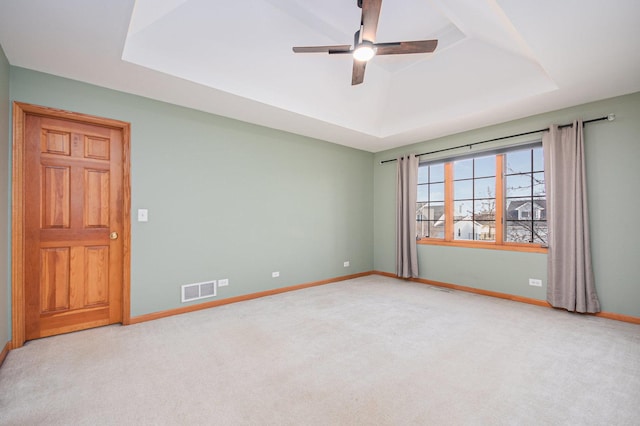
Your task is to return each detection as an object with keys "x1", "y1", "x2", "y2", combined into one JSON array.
[
  {"x1": 444, "y1": 162, "x2": 454, "y2": 241},
  {"x1": 495, "y1": 154, "x2": 504, "y2": 244},
  {"x1": 530, "y1": 150, "x2": 535, "y2": 242}
]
